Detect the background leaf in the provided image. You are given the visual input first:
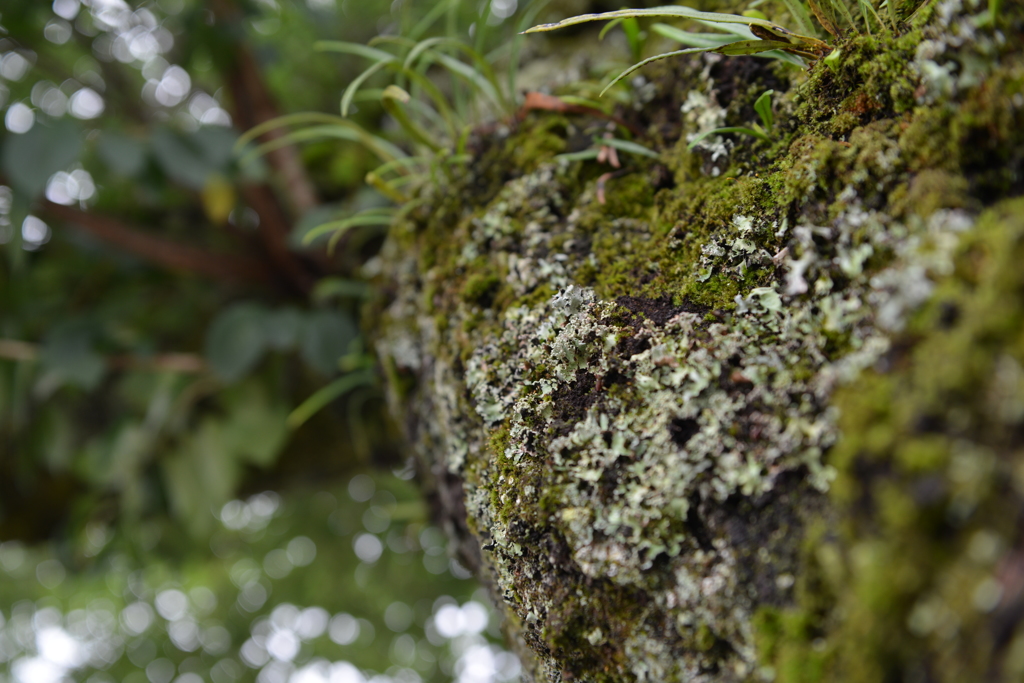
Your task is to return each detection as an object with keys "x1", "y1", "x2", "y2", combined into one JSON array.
[
  {"x1": 204, "y1": 303, "x2": 271, "y2": 383},
  {"x1": 301, "y1": 310, "x2": 358, "y2": 375},
  {"x1": 96, "y1": 132, "x2": 147, "y2": 177},
  {"x1": 0, "y1": 119, "x2": 84, "y2": 198},
  {"x1": 39, "y1": 319, "x2": 105, "y2": 391}
]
